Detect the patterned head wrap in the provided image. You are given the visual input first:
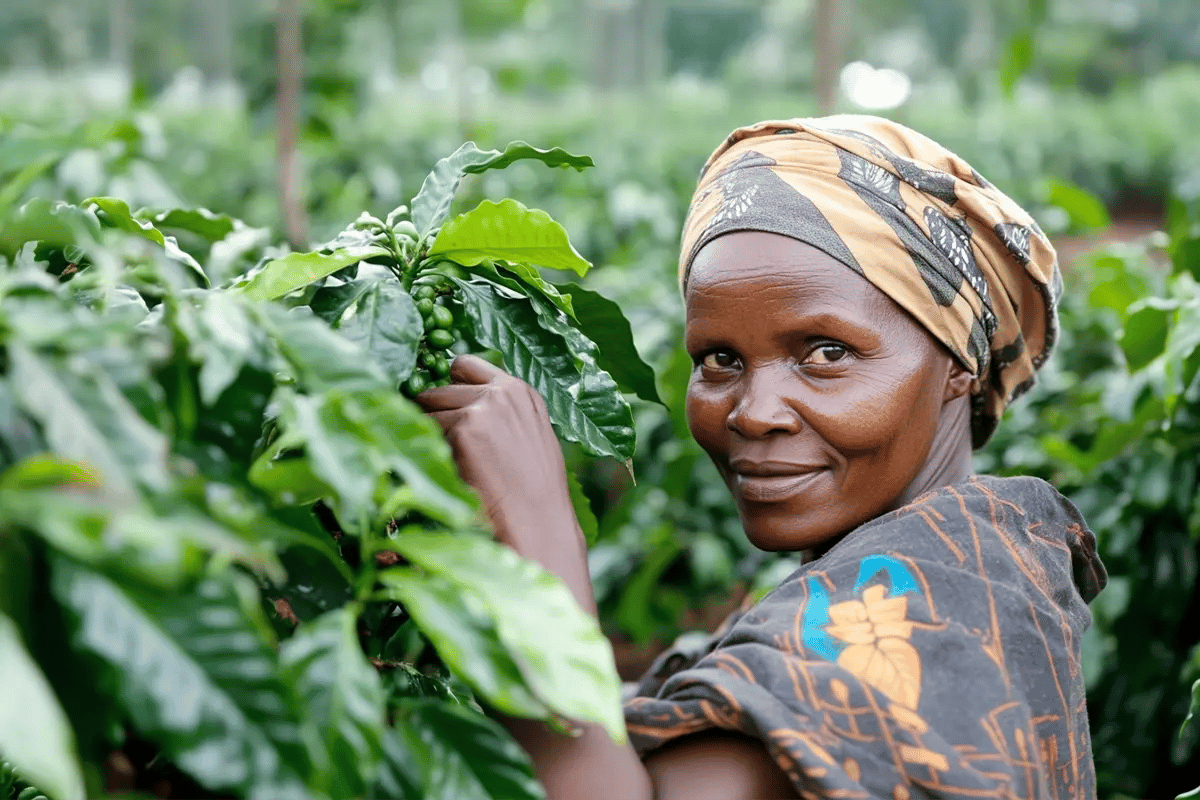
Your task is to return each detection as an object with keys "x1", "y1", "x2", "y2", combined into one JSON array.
[{"x1": 679, "y1": 115, "x2": 1062, "y2": 447}]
